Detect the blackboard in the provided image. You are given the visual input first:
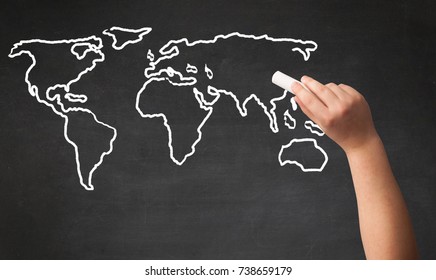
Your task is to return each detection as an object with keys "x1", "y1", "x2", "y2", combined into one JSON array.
[{"x1": 1, "y1": 0, "x2": 435, "y2": 259}]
